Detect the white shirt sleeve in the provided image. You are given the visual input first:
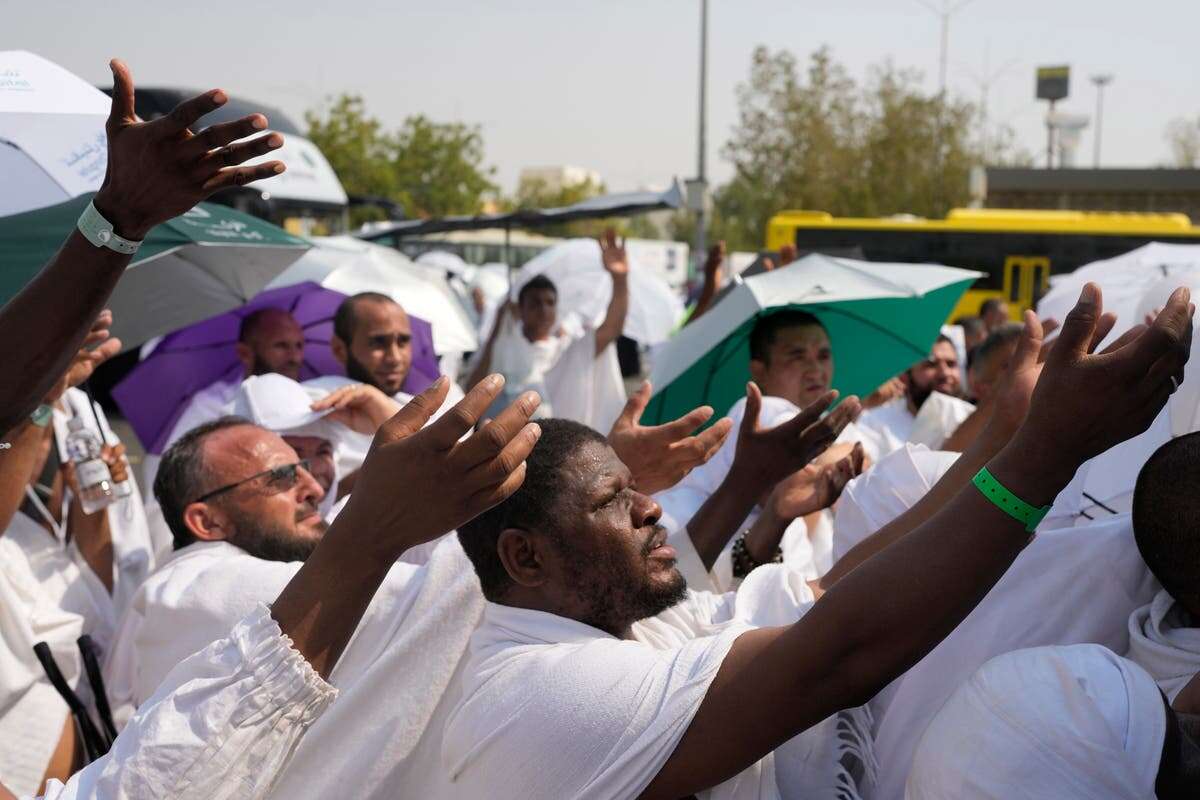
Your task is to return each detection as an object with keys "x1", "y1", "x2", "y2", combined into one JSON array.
[{"x1": 32, "y1": 605, "x2": 336, "y2": 800}]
